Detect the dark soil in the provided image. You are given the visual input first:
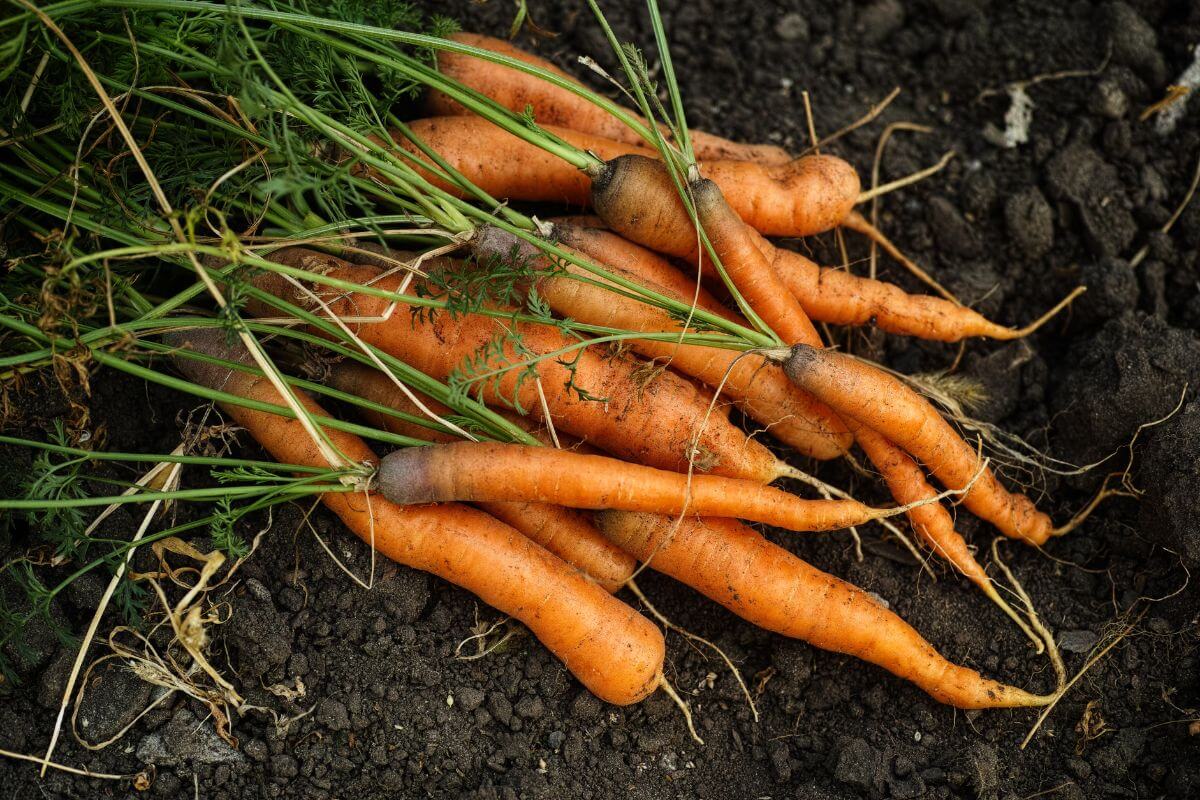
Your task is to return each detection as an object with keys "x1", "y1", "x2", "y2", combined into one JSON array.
[{"x1": 3, "y1": 1, "x2": 1200, "y2": 798}]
